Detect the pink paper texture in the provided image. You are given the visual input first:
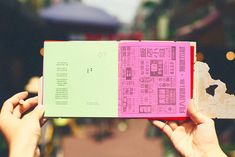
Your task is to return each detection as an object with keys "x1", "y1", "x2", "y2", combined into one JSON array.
[{"x1": 118, "y1": 41, "x2": 191, "y2": 118}]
